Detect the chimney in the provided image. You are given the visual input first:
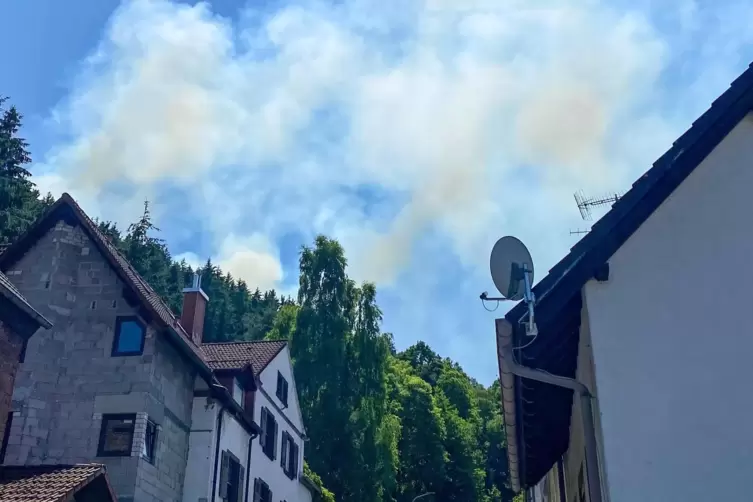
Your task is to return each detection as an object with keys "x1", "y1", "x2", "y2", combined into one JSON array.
[{"x1": 181, "y1": 273, "x2": 209, "y2": 345}]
